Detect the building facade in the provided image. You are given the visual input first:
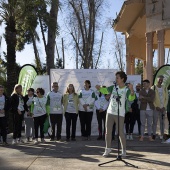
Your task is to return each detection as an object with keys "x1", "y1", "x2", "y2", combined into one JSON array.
[{"x1": 113, "y1": 0, "x2": 170, "y2": 83}]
